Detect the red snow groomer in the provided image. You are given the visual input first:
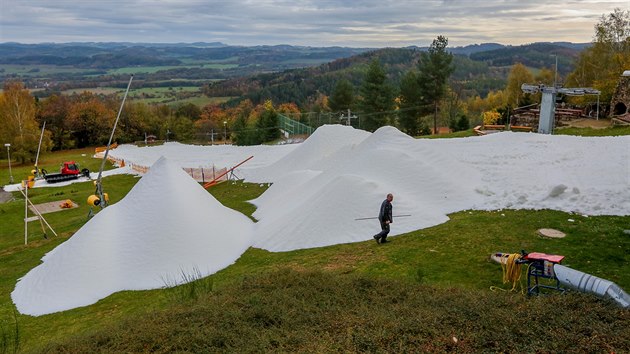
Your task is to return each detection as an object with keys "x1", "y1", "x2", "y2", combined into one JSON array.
[{"x1": 43, "y1": 161, "x2": 90, "y2": 183}]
